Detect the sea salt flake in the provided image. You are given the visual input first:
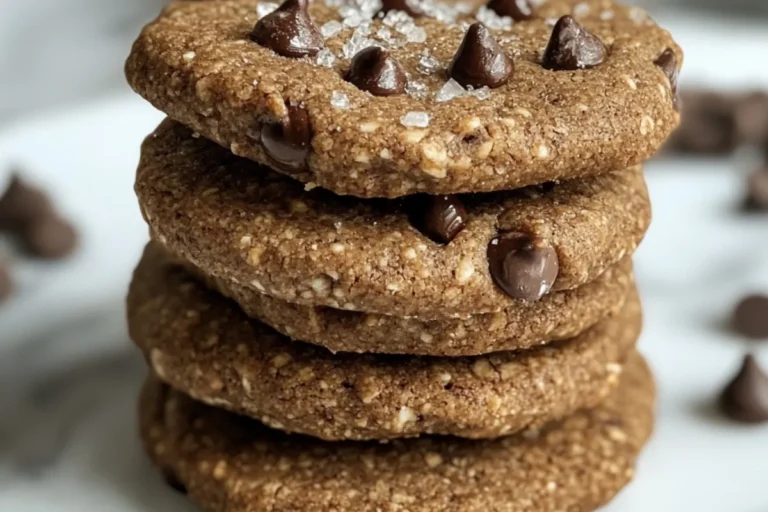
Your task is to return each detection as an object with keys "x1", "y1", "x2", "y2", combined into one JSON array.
[
  {"x1": 382, "y1": 10, "x2": 412, "y2": 27},
  {"x1": 469, "y1": 86, "x2": 491, "y2": 100},
  {"x1": 331, "y1": 91, "x2": 351, "y2": 109},
  {"x1": 321, "y1": 20, "x2": 343, "y2": 38},
  {"x1": 316, "y1": 48, "x2": 337, "y2": 67},
  {"x1": 600, "y1": 10, "x2": 614, "y2": 20},
  {"x1": 475, "y1": 6, "x2": 512, "y2": 30},
  {"x1": 325, "y1": 0, "x2": 344, "y2": 7},
  {"x1": 405, "y1": 80, "x2": 429, "y2": 99},
  {"x1": 342, "y1": 31, "x2": 377, "y2": 58},
  {"x1": 572, "y1": 2, "x2": 590, "y2": 17},
  {"x1": 256, "y1": 1, "x2": 279, "y2": 18},
  {"x1": 406, "y1": 26, "x2": 427, "y2": 43},
  {"x1": 417, "y1": 50, "x2": 440, "y2": 75},
  {"x1": 400, "y1": 111, "x2": 431, "y2": 128},
  {"x1": 545, "y1": 17, "x2": 558, "y2": 26},
  {"x1": 435, "y1": 79, "x2": 466, "y2": 102}
]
